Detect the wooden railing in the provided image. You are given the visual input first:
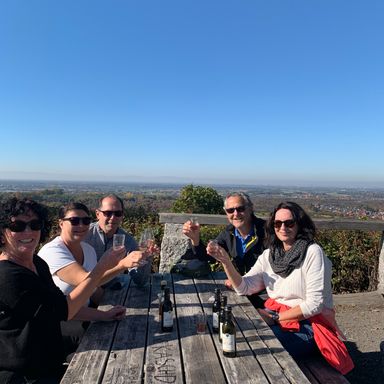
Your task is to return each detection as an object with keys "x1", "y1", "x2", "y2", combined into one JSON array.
[{"x1": 159, "y1": 213, "x2": 384, "y2": 292}]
